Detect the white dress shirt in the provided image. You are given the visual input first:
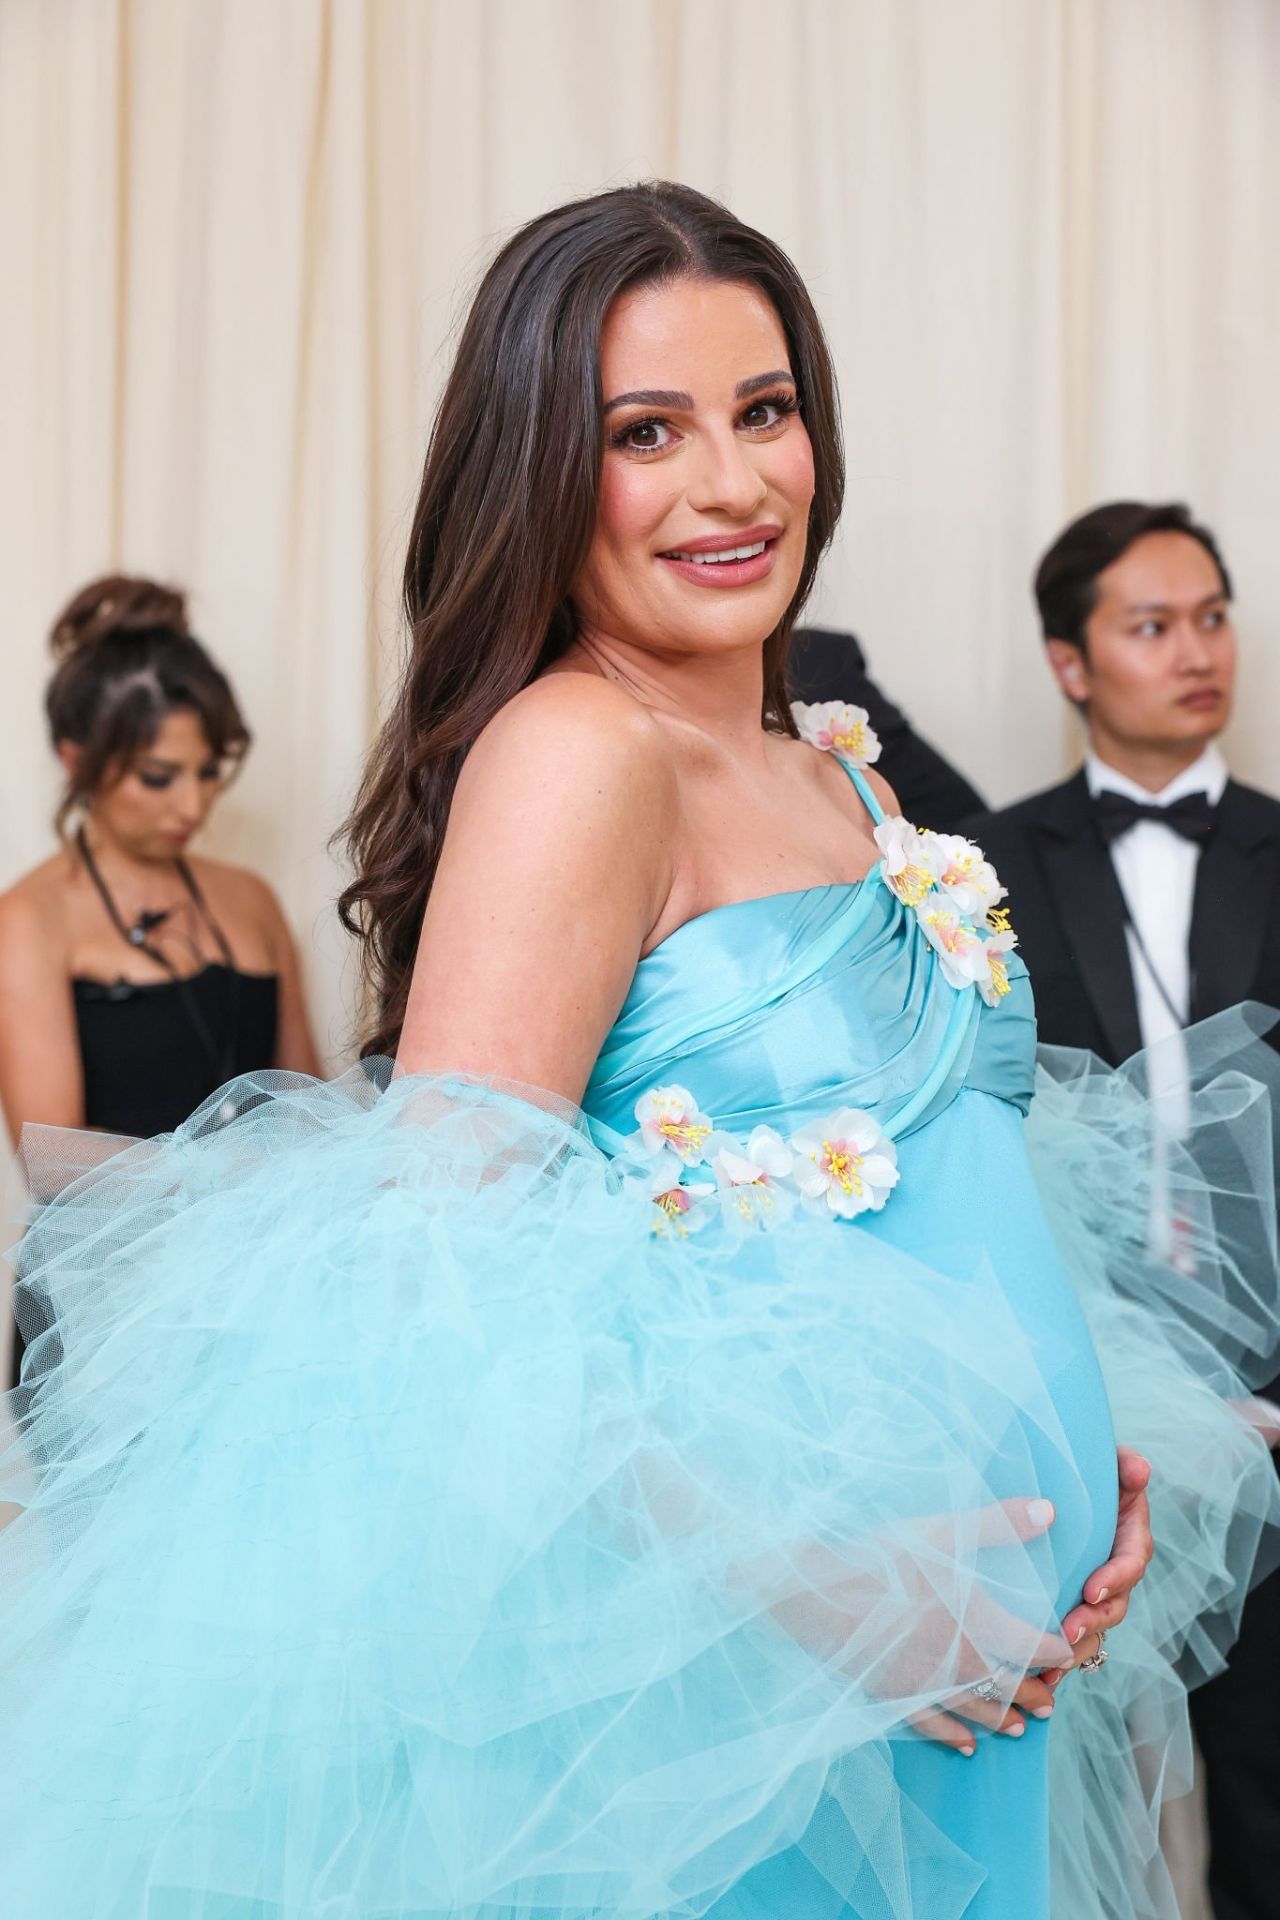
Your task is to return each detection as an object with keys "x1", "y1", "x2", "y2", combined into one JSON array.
[
  {"x1": 1084, "y1": 743, "x2": 1228, "y2": 1051},
  {"x1": 1085, "y1": 744, "x2": 1228, "y2": 1258}
]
